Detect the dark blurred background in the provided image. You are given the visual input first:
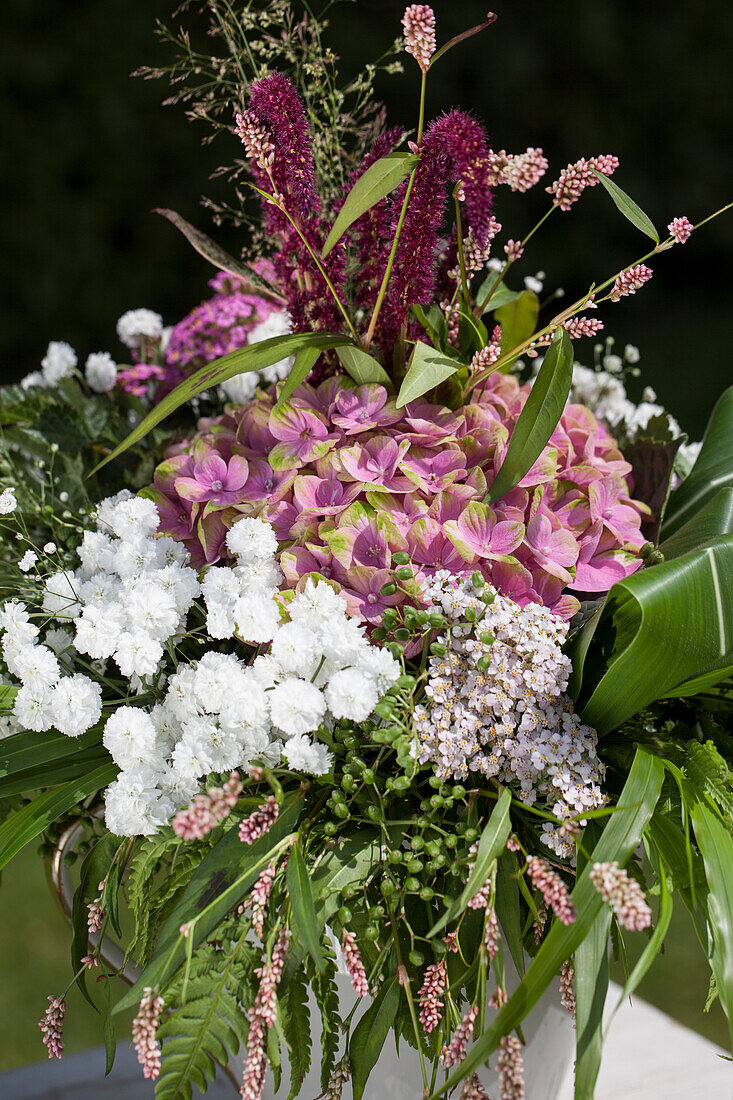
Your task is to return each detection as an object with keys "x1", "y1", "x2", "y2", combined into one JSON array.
[{"x1": 1, "y1": 0, "x2": 732, "y2": 435}]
